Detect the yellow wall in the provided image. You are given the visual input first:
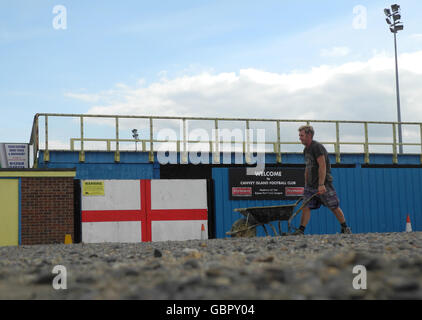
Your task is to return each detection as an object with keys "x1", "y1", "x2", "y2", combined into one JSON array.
[
  {"x1": 0, "y1": 171, "x2": 75, "y2": 177},
  {"x1": 0, "y1": 179, "x2": 19, "y2": 246}
]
